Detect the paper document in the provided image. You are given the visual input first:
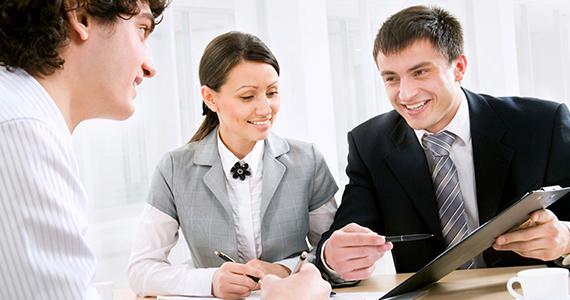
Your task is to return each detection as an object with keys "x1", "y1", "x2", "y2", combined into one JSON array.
[
  {"x1": 157, "y1": 291, "x2": 259, "y2": 299},
  {"x1": 332, "y1": 292, "x2": 385, "y2": 299},
  {"x1": 157, "y1": 291, "x2": 386, "y2": 300}
]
